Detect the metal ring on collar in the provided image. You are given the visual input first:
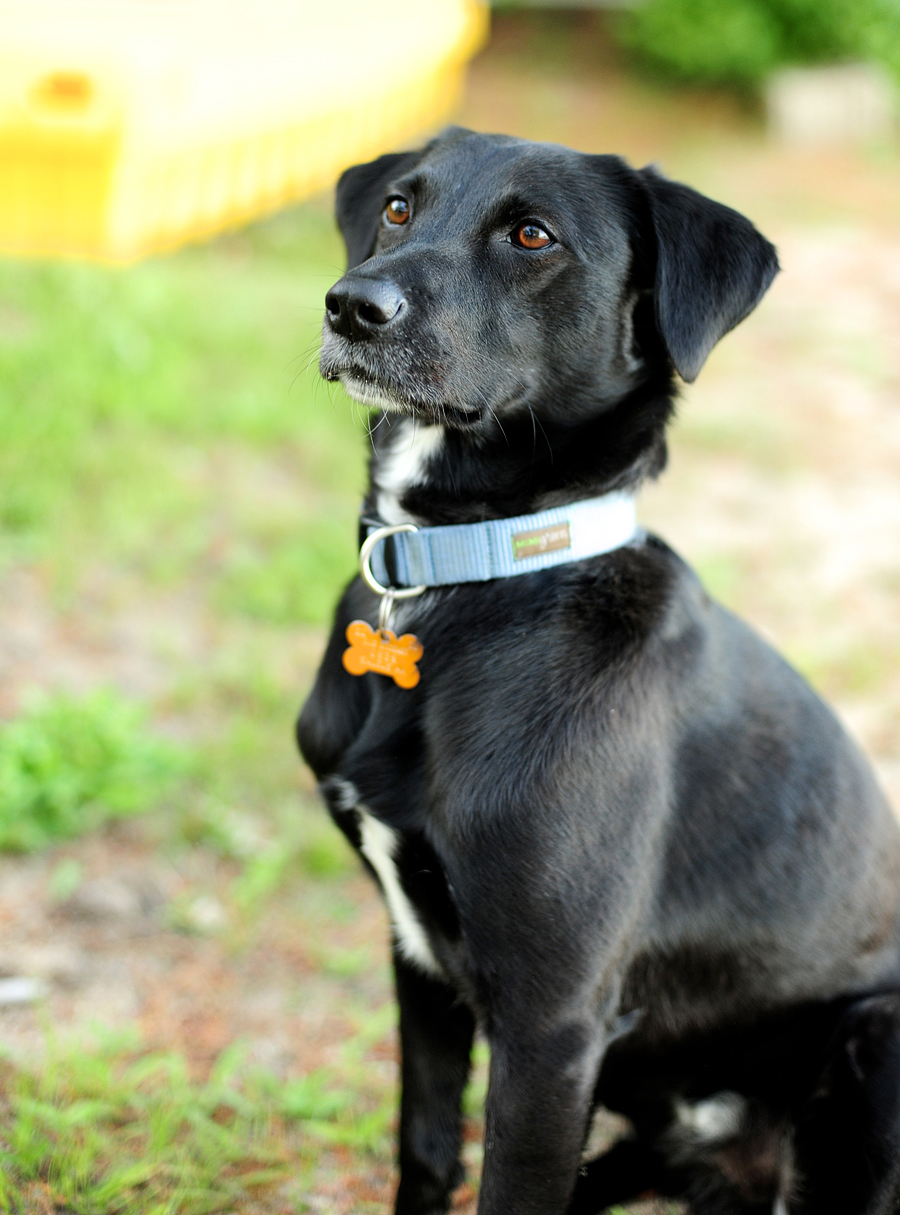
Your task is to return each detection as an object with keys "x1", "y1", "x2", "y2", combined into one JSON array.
[{"x1": 358, "y1": 524, "x2": 426, "y2": 599}]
